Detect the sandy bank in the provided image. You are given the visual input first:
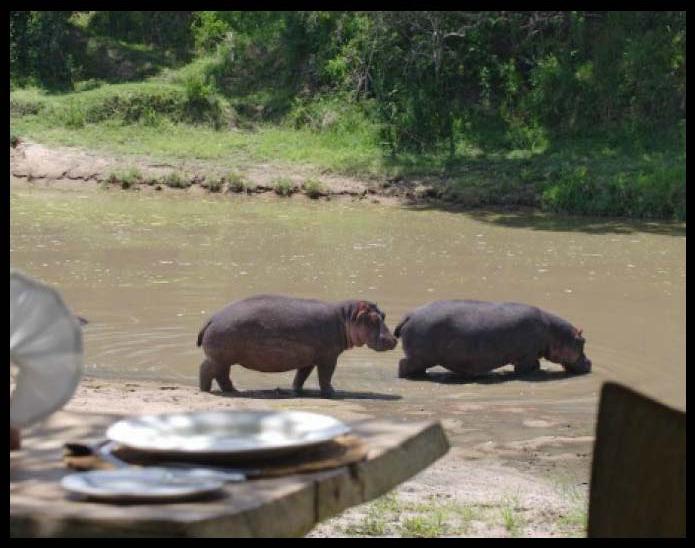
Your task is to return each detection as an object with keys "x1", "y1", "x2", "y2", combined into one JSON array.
[{"x1": 51, "y1": 375, "x2": 593, "y2": 537}]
